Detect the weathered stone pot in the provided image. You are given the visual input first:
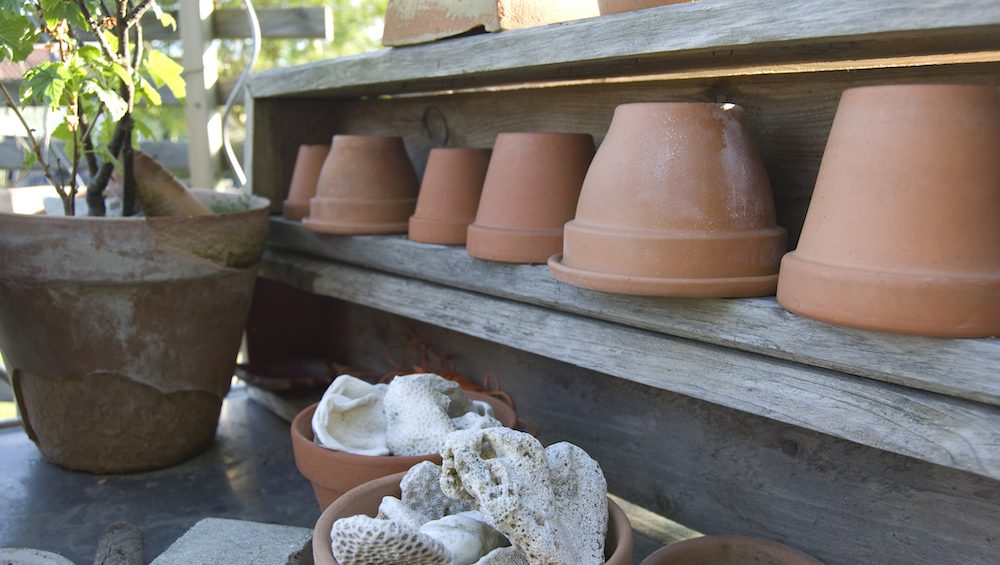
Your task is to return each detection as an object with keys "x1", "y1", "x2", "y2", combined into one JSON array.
[
  {"x1": 0, "y1": 190, "x2": 270, "y2": 473},
  {"x1": 291, "y1": 392, "x2": 518, "y2": 509},
  {"x1": 312, "y1": 471, "x2": 634, "y2": 565},
  {"x1": 641, "y1": 535, "x2": 823, "y2": 564},
  {"x1": 776, "y1": 84, "x2": 1000, "y2": 337}
]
